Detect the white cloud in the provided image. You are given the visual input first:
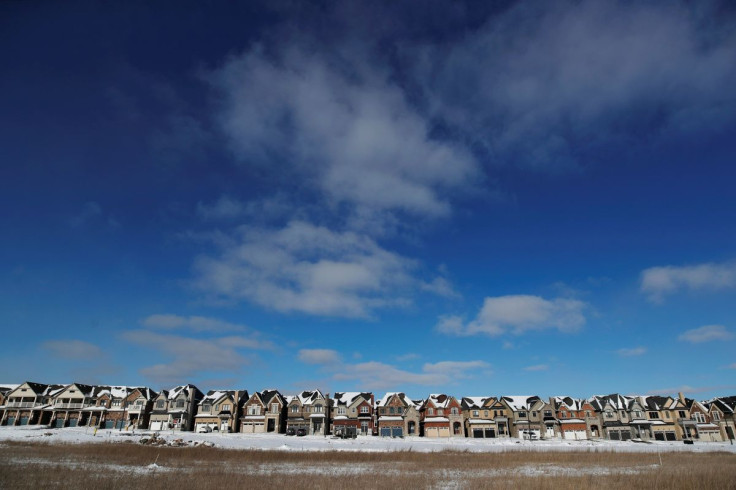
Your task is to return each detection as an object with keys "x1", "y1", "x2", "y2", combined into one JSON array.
[
  {"x1": 210, "y1": 46, "x2": 479, "y2": 223},
  {"x1": 647, "y1": 384, "x2": 736, "y2": 396},
  {"x1": 641, "y1": 261, "x2": 736, "y2": 302},
  {"x1": 333, "y1": 359, "x2": 489, "y2": 391},
  {"x1": 420, "y1": 277, "x2": 460, "y2": 298},
  {"x1": 413, "y1": 0, "x2": 736, "y2": 167},
  {"x1": 42, "y1": 340, "x2": 103, "y2": 360},
  {"x1": 298, "y1": 349, "x2": 341, "y2": 365},
  {"x1": 192, "y1": 220, "x2": 424, "y2": 318},
  {"x1": 141, "y1": 314, "x2": 247, "y2": 333},
  {"x1": 437, "y1": 295, "x2": 586, "y2": 337},
  {"x1": 678, "y1": 325, "x2": 734, "y2": 344},
  {"x1": 616, "y1": 346, "x2": 647, "y2": 357},
  {"x1": 524, "y1": 364, "x2": 549, "y2": 372},
  {"x1": 196, "y1": 194, "x2": 291, "y2": 222},
  {"x1": 121, "y1": 330, "x2": 269, "y2": 385}
]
